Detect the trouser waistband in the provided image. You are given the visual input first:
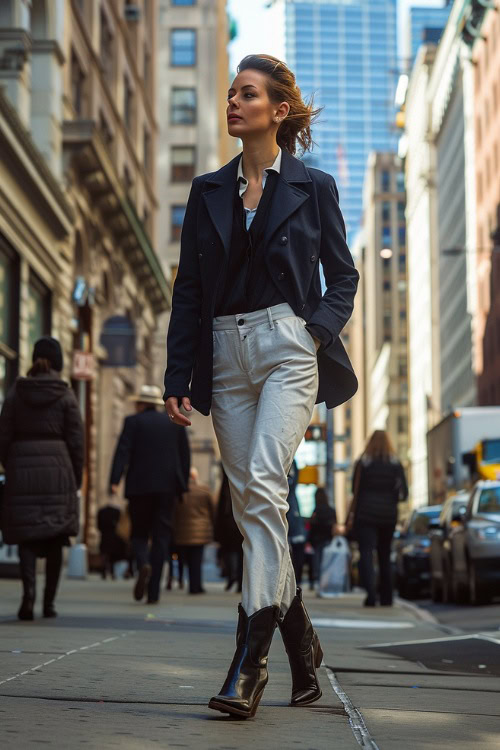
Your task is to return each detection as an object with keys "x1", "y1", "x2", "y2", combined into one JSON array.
[{"x1": 213, "y1": 303, "x2": 296, "y2": 331}]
